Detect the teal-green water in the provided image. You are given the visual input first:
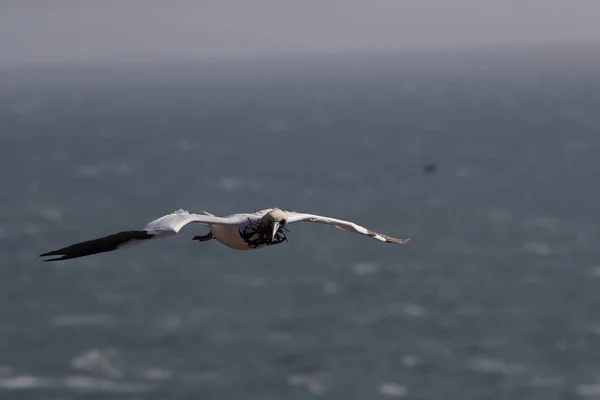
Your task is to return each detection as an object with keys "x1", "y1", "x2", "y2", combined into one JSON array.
[{"x1": 2, "y1": 48, "x2": 600, "y2": 399}]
